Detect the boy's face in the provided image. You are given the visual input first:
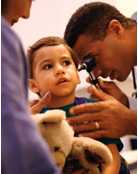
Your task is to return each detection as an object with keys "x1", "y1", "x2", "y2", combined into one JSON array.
[
  {"x1": 30, "y1": 45, "x2": 80, "y2": 97},
  {"x1": 73, "y1": 22, "x2": 136, "y2": 81}
]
